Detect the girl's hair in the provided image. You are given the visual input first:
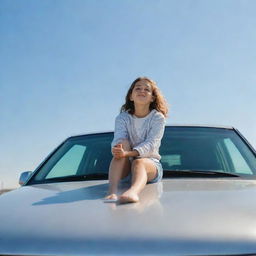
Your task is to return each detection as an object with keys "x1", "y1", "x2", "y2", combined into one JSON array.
[{"x1": 121, "y1": 77, "x2": 168, "y2": 117}]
